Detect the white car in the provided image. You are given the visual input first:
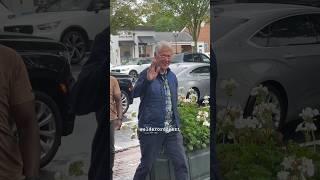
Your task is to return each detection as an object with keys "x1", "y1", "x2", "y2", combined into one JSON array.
[
  {"x1": 2, "y1": 0, "x2": 108, "y2": 64},
  {"x1": 0, "y1": 2, "x2": 14, "y2": 27},
  {"x1": 111, "y1": 58, "x2": 152, "y2": 78},
  {"x1": 170, "y1": 63, "x2": 210, "y2": 102}
]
